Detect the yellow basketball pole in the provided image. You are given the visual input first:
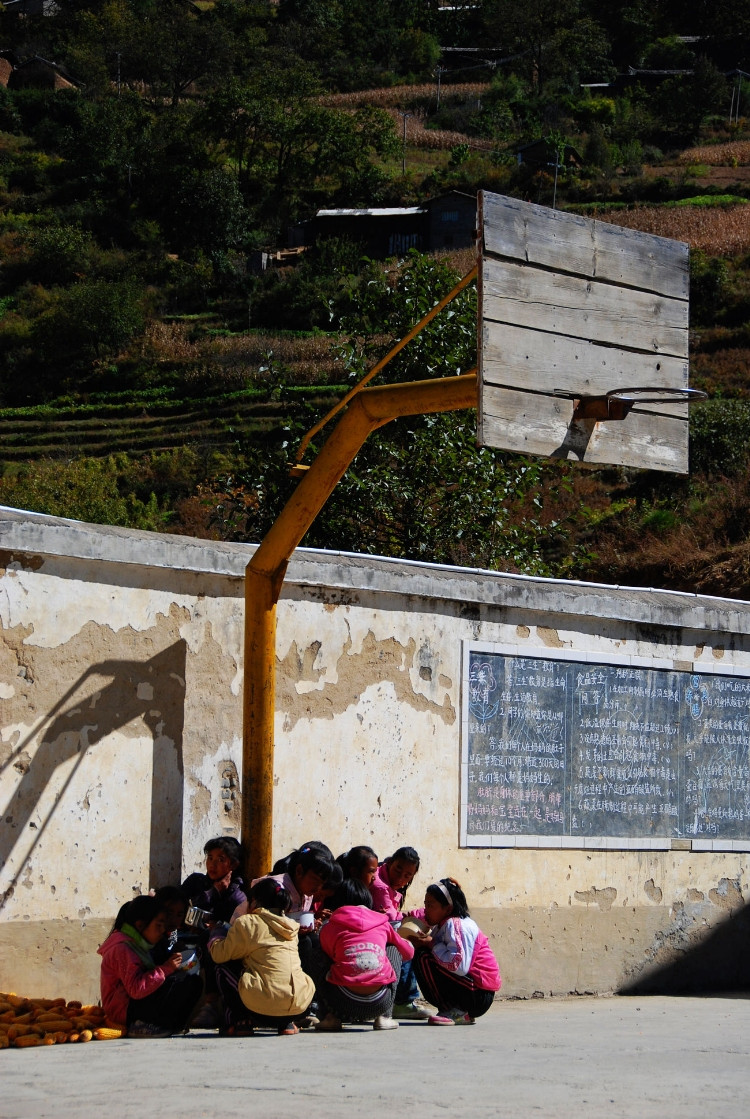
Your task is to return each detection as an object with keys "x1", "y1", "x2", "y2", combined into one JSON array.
[{"x1": 242, "y1": 371, "x2": 477, "y2": 879}]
